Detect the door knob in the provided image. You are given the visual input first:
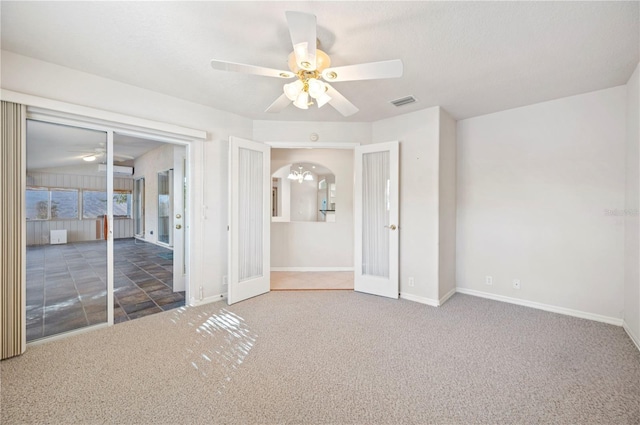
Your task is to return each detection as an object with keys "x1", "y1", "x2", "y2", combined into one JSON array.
[
  {"x1": 176, "y1": 214, "x2": 182, "y2": 219},
  {"x1": 175, "y1": 224, "x2": 182, "y2": 229},
  {"x1": 385, "y1": 224, "x2": 397, "y2": 230}
]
